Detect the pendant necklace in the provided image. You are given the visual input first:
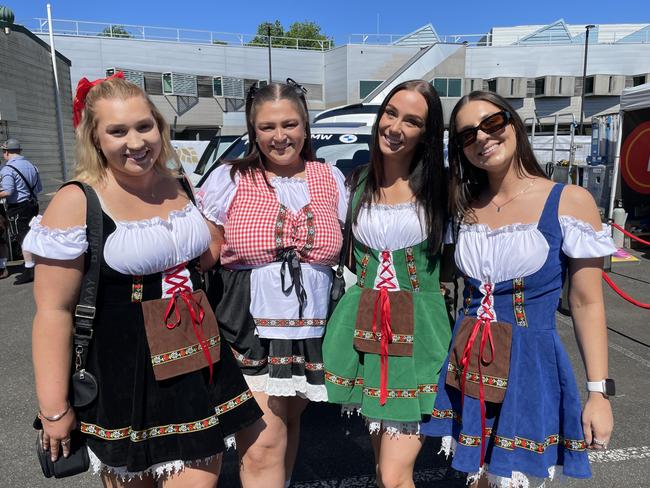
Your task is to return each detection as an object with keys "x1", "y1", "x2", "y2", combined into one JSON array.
[{"x1": 490, "y1": 180, "x2": 535, "y2": 213}]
